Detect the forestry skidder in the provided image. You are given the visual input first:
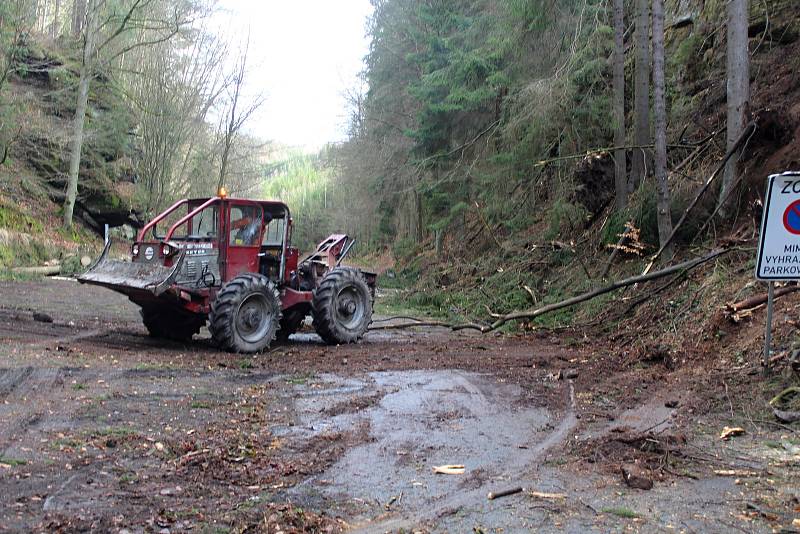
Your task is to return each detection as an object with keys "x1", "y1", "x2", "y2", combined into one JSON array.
[{"x1": 79, "y1": 190, "x2": 376, "y2": 353}]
